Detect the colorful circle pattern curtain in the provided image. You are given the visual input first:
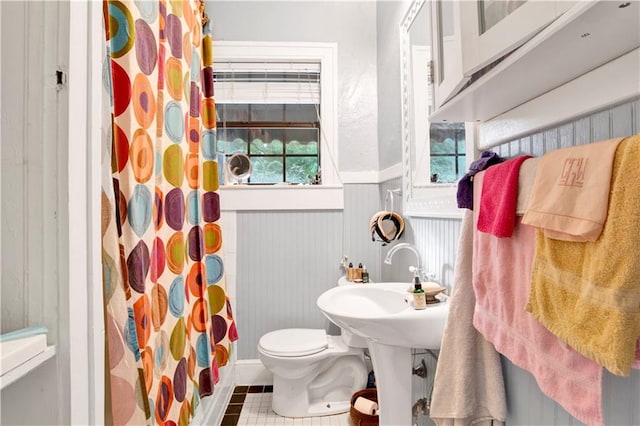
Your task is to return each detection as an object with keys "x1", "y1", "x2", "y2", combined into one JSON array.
[{"x1": 101, "y1": 1, "x2": 238, "y2": 424}]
